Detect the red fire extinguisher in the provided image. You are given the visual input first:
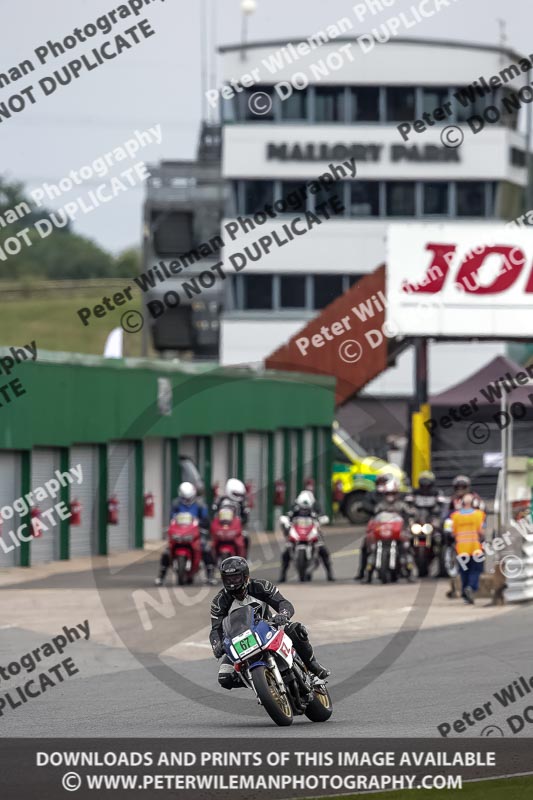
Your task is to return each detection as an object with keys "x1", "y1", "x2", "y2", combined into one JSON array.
[
  {"x1": 70, "y1": 499, "x2": 82, "y2": 526},
  {"x1": 30, "y1": 506, "x2": 42, "y2": 537},
  {"x1": 333, "y1": 480, "x2": 344, "y2": 504},
  {"x1": 274, "y1": 479, "x2": 286, "y2": 507},
  {"x1": 245, "y1": 480, "x2": 255, "y2": 509},
  {"x1": 108, "y1": 495, "x2": 119, "y2": 525},
  {"x1": 143, "y1": 492, "x2": 155, "y2": 518},
  {"x1": 304, "y1": 477, "x2": 315, "y2": 493}
]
